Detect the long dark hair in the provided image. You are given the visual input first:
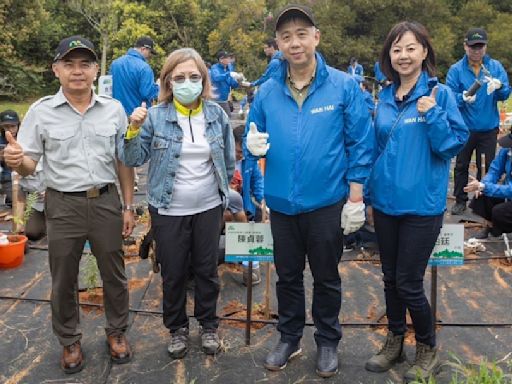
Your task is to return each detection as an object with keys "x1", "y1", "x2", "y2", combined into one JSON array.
[{"x1": 380, "y1": 21, "x2": 436, "y2": 85}]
